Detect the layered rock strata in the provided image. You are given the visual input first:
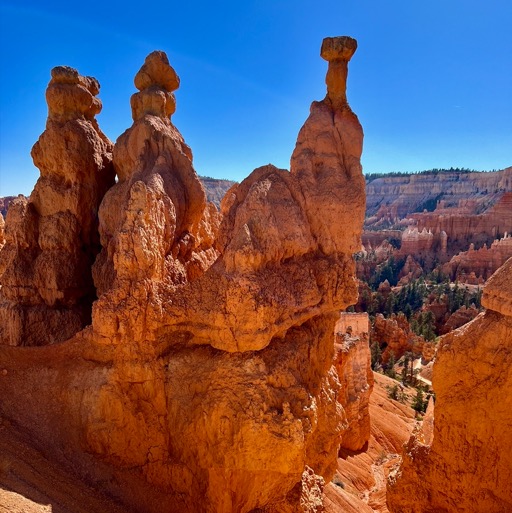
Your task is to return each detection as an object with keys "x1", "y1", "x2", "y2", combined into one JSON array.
[
  {"x1": 387, "y1": 257, "x2": 512, "y2": 513},
  {"x1": 0, "y1": 67, "x2": 114, "y2": 346},
  {"x1": 442, "y1": 233, "x2": 512, "y2": 282},
  {"x1": 365, "y1": 167, "x2": 512, "y2": 223},
  {"x1": 334, "y1": 331, "x2": 373, "y2": 452},
  {"x1": 0, "y1": 38, "x2": 366, "y2": 513}
]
